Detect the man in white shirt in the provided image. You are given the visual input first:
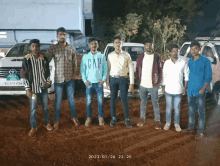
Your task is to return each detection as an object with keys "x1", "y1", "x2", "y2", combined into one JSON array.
[
  {"x1": 106, "y1": 37, "x2": 134, "y2": 128},
  {"x1": 162, "y1": 44, "x2": 189, "y2": 132}
]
